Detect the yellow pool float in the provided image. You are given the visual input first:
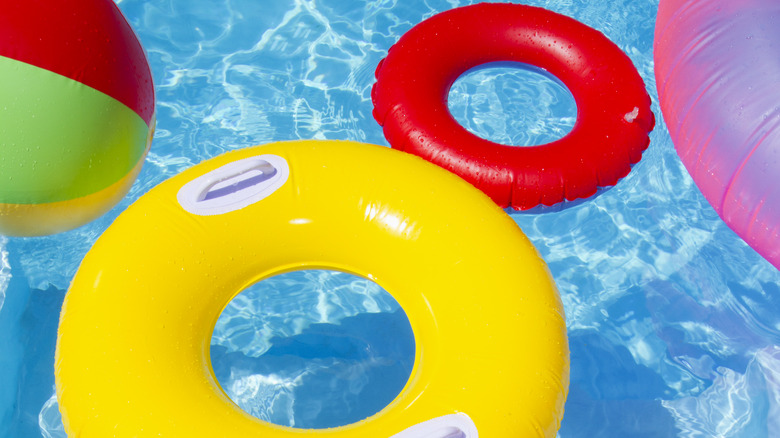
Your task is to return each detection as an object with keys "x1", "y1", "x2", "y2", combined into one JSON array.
[{"x1": 55, "y1": 140, "x2": 569, "y2": 437}]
